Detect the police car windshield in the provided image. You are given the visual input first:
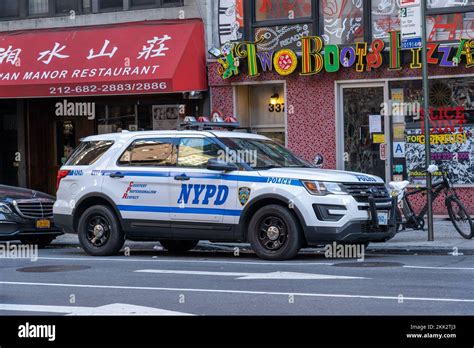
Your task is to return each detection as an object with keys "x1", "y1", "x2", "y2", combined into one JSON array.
[{"x1": 218, "y1": 138, "x2": 312, "y2": 169}]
